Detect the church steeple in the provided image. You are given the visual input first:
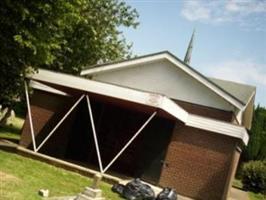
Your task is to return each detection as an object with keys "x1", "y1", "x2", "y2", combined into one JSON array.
[{"x1": 184, "y1": 29, "x2": 195, "y2": 65}]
